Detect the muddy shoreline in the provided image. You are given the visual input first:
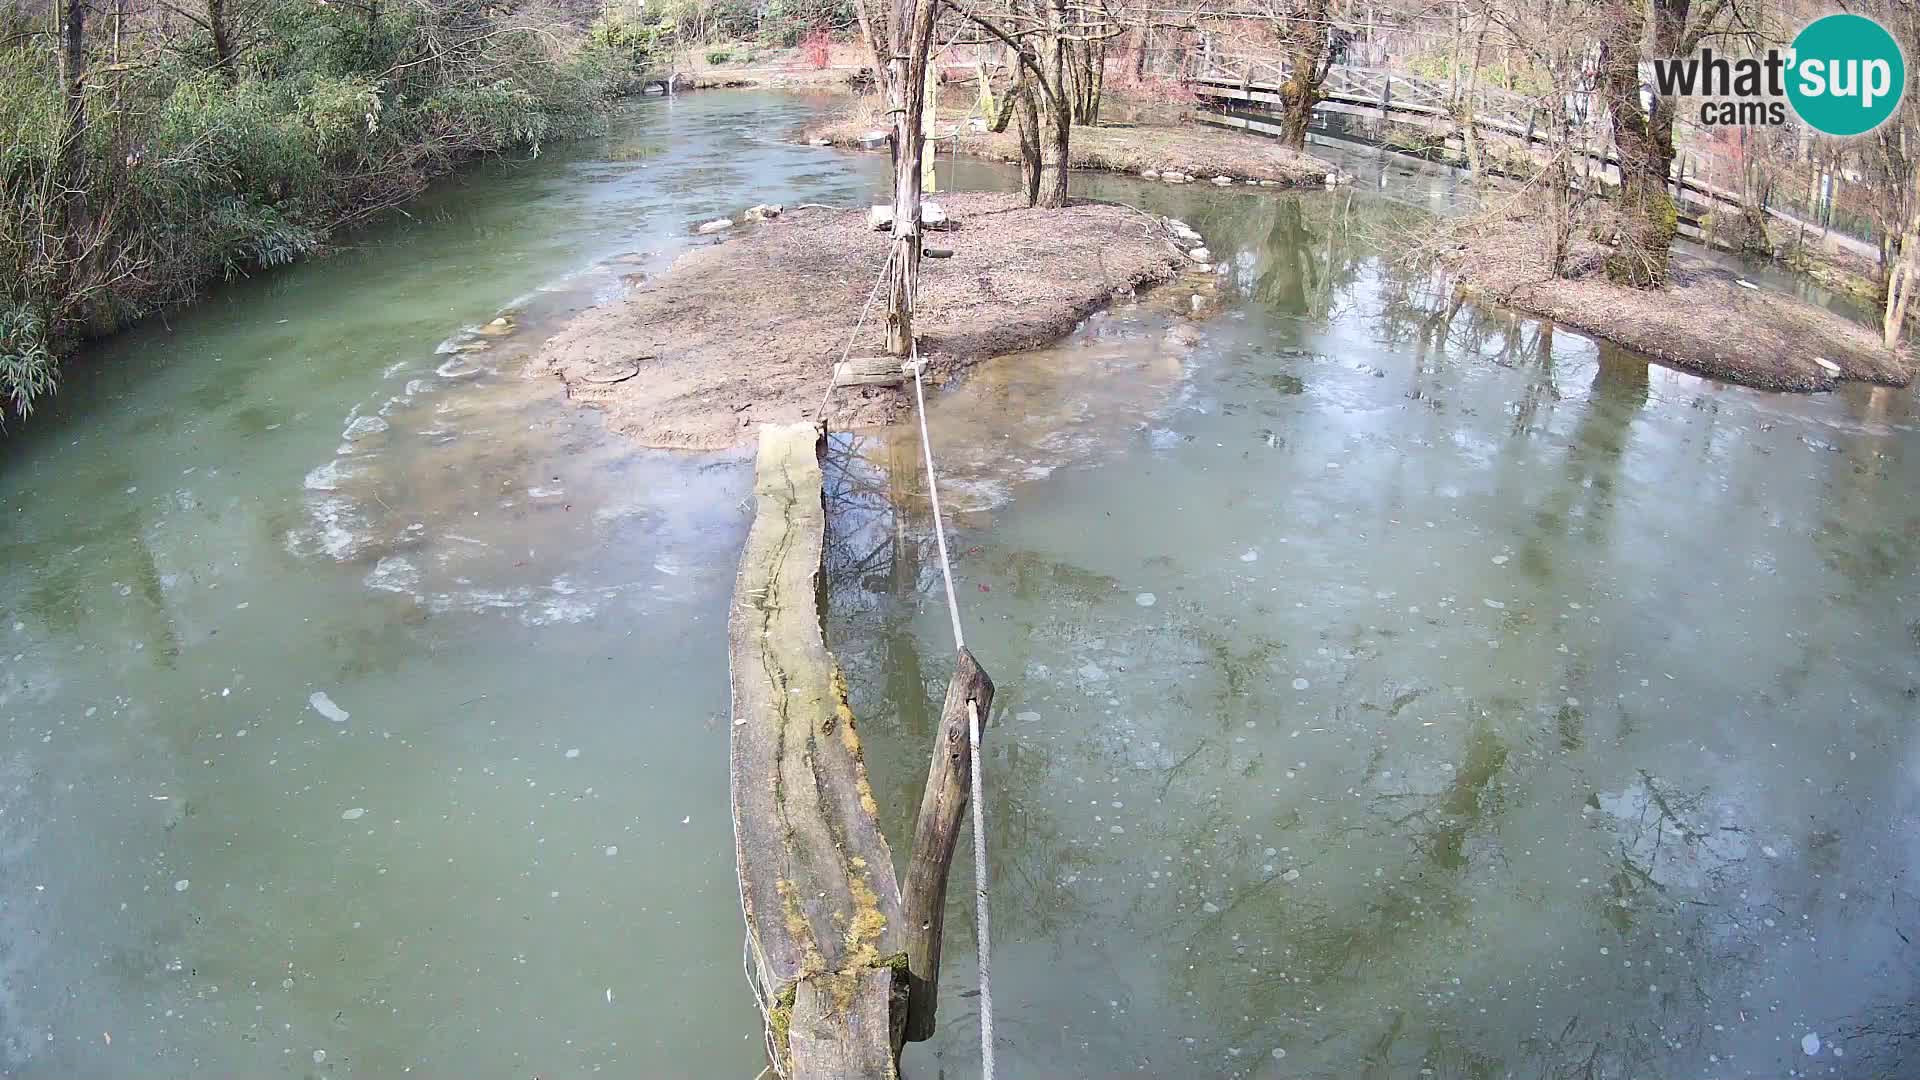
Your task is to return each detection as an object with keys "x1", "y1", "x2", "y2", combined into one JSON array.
[
  {"x1": 1442, "y1": 219, "x2": 1910, "y2": 392},
  {"x1": 531, "y1": 193, "x2": 1217, "y2": 449}
]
